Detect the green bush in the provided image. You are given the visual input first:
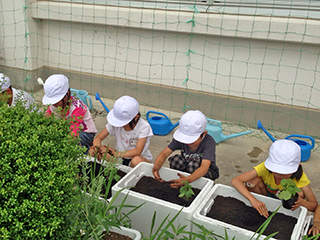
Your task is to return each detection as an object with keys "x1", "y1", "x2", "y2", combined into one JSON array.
[{"x1": 0, "y1": 100, "x2": 85, "y2": 239}]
